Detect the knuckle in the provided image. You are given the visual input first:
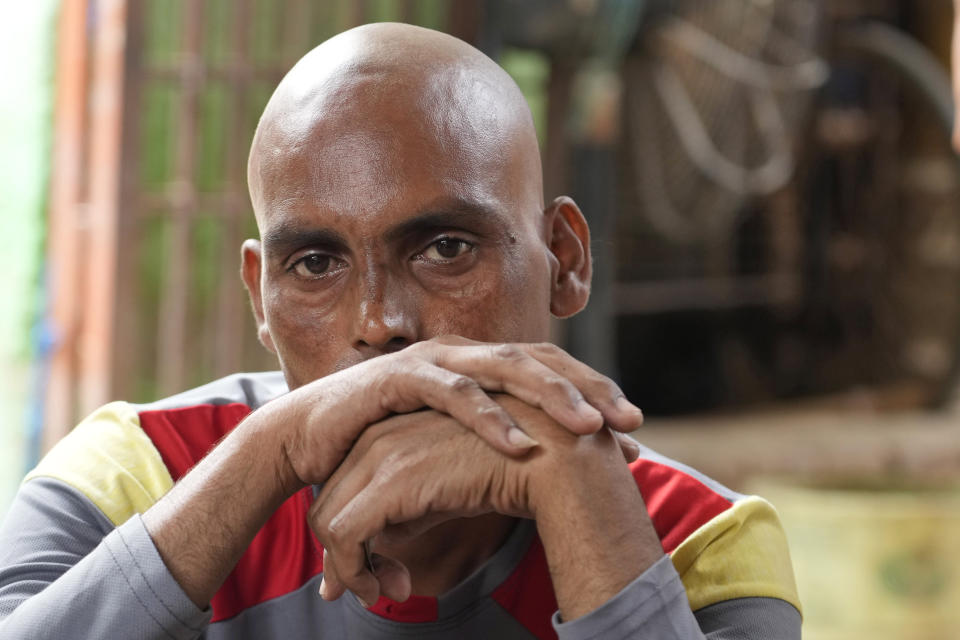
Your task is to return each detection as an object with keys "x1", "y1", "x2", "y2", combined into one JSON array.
[
  {"x1": 372, "y1": 448, "x2": 406, "y2": 479},
  {"x1": 353, "y1": 427, "x2": 380, "y2": 455},
  {"x1": 475, "y1": 403, "x2": 507, "y2": 423},
  {"x1": 429, "y1": 334, "x2": 463, "y2": 348},
  {"x1": 361, "y1": 435, "x2": 389, "y2": 462},
  {"x1": 326, "y1": 521, "x2": 351, "y2": 548},
  {"x1": 532, "y1": 342, "x2": 563, "y2": 358},
  {"x1": 448, "y1": 374, "x2": 479, "y2": 395},
  {"x1": 491, "y1": 343, "x2": 525, "y2": 362},
  {"x1": 307, "y1": 500, "x2": 323, "y2": 524},
  {"x1": 591, "y1": 373, "x2": 621, "y2": 397},
  {"x1": 542, "y1": 375, "x2": 574, "y2": 396},
  {"x1": 312, "y1": 514, "x2": 334, "y2": 543},
  {"x1": 407, "y1": 340, "x2": 432, "y2": 357}
]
